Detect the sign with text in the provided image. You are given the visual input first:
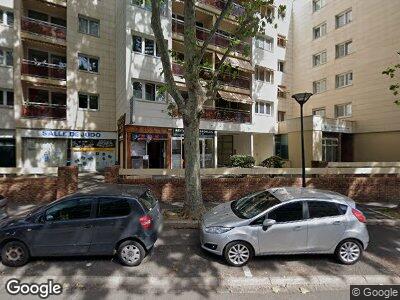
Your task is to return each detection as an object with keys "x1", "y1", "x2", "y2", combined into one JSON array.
[{"x1": 21, "y1": 129, "x2": 117, "y2": 140}]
